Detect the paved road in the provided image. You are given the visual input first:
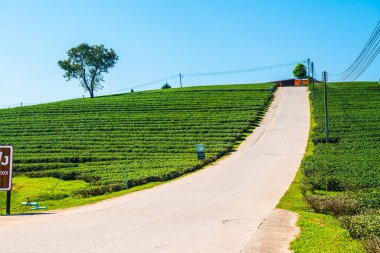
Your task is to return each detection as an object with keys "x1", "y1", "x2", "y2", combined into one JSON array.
[{"x1": 0, "y1": 87, "x2": 310, "y2": 253}]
